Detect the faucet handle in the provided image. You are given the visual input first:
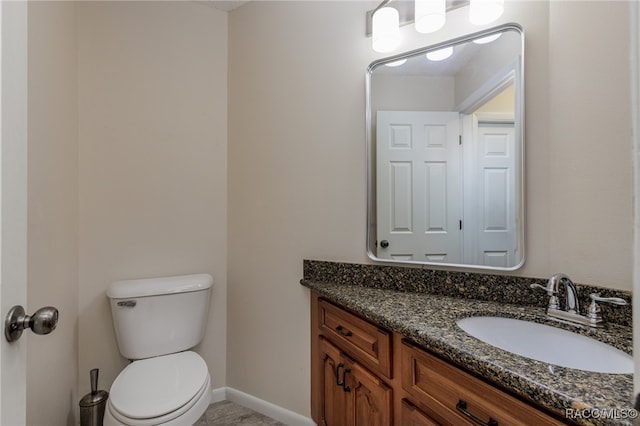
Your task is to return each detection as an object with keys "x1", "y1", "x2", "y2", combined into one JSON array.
[
  {"x1": 587, "y1": 293, "x2": 627, "y2": 325},
  {"x1": 530, "y1": 283, "x2": 554, "y2": 294},
  {"x1": 530, "y1": 284, "x2": 559, "y2": 310},
  {"x1": 589, "y1": 293, "x2": 627, "y2": 306}
]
